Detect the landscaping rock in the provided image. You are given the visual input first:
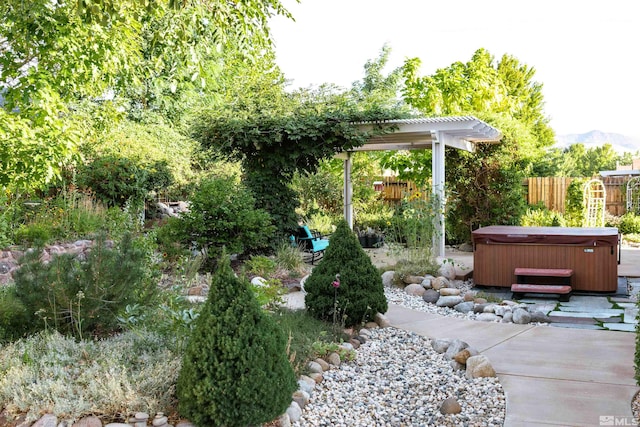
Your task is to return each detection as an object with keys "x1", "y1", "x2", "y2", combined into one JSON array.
[
  {"x1": 422, "y1": 289, "x2": 440, "y2": 304},
  {"x1": 72, "y1": 416, "x2": 102, "y2": 427},
  {"x1": 404, "y1": 283, "x2": 426, "y2": 296},
  {"x1": 436, "y1": 295, "x2": 463, "y2": 308},
  {"x1": 307, "y1": 361, "x2": 323, "y2": 374},
  {"x1": 421, "y1": 275, "x2": 434, "y2": 288},
  {"x1": 431, "y1": 338, "x2": 452, "y2": 354},
  {"x1": 454, "y1": 301, "x2": 475, "y2": 313},
  {"x1": 349, "y1": 338, "x2": 361, "y2": 349},
  {"x1": 465, "y1": 355, "x2": 496, "y2": 379},
  {"x1": 502, "y1": 311, "x2": 513, "y2": 323},
  {"x1": 463, "y1": 291, "x2": 476, "y2": 302},
  {"x1": 32, "y1": 414, "x2": 57, "y2": 427},
  {"x1": 314, "y1": 358, "x2": 330, "y2": 371},
  {"x1": 403, "y1": 275, "x2": 424, "y2": 285},
  {"x1": 437, "y1": 261, "x2": 457, "y2": 281},
  {"x1": 278, "y1": 413, "x2": 291, "y2": 427},
  {"x1": 476, "y1": 313, "x2": 499, "y2": 322},
  {"x1": 474, "y1": 297, "x2": 488, "y2": 305},
  {"x1": 250, "y1": 276, "x2": 268, "y2": 287},
  {"x1": 453, "y1": 347, "x2": 478, "y2": 365},
  {"x1": 494, "y1": 305, "x2": 510, "y2": 317},
  {"x1": 298, "y1": 376, "x2": 316, "y2": 394},
  {"x1": 374, "y1": 312, "x2": 390, "y2": 328},
  {"x1": 444, "y1": 339, "x2": 469, "y2": 360},
  {"x1": 474, "y1": 303, "x2": 489, "y2": 313},
  {"x1": 513, "y1": 308, "x2": 532, "y2": 324},
  {"x1": 530, "y1": 310, "x2": 552, "y2": 323},
  {"x1": 286, "y1": 401, "x2": 303, "y2": 423},
  {"x1": 440, "y1": 288, "x2": 461, "y2": 296},
  {"x1": 292, "y1": 390, "x2": 310, "y2": 409},
  {"x1": 308, "y1": 372, "x2": 324, "y2": 383},
  {"x1": 450, "y1": 360, "x2": 465, "y2": 371},
  {"x1": 483, "y1": 304, "x2": 497, "y2": 313},
  {"x1": 327, "y1": 352, "x2": 341, "y2": 367},
  {"x1": 381, "y1": 271, "x2": 395, "y2": 288},
  {"x1": 364, "y1": 321, "x2": 379, "y2": 329},
  {"x1": 431, "y1": 276, "x2": 450, "y2": 290},
  {"x1": 440, "y1": 398, "x2": 462, "y2": 414},
  {"x1": 152, "y1": 413, "x2": 169, "y2": 427},
  {"x1": 353, "y1": 335, "x2": 367, "y2": 344}
]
